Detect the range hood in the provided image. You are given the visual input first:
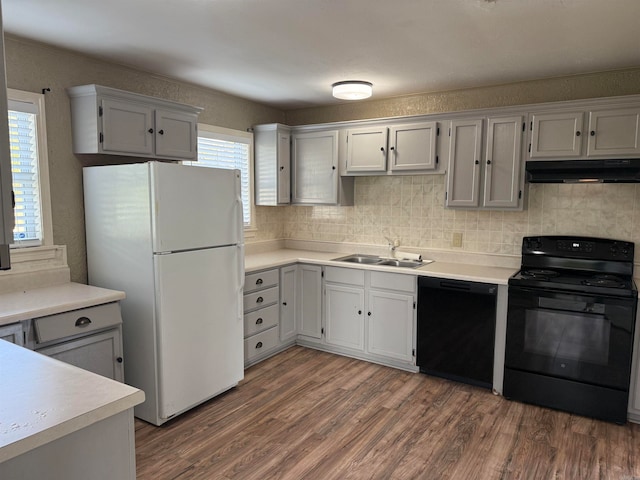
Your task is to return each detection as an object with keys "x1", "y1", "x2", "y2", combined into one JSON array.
[{"x1": 526, "y1": 159, "x2": 640, "y2": 183}]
